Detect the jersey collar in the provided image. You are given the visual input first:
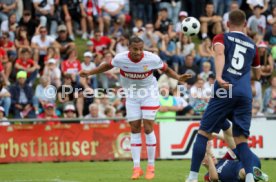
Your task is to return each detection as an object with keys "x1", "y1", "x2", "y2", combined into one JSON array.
[{"x1": 128, "y1": 52, "x2": 144, "y2": 63}]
